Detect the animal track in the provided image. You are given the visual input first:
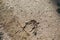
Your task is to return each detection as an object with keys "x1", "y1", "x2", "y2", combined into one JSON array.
[{"x1": 23, "y1": 20, "x2": 39, "y2": 36}]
